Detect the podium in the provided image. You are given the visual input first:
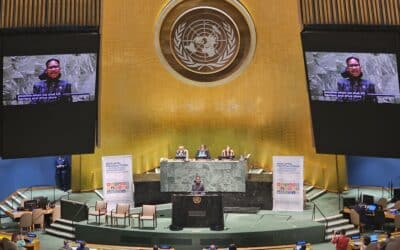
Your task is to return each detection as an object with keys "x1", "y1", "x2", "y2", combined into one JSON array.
[{"x1": 170, "y1": 194, "x2": 224, "y2": 231}]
